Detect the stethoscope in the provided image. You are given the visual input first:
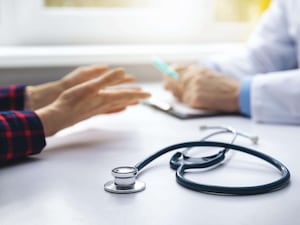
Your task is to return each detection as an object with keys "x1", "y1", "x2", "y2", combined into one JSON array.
[{"x1": 104, "y1": 125, "x2": 290, "y2": 195}]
